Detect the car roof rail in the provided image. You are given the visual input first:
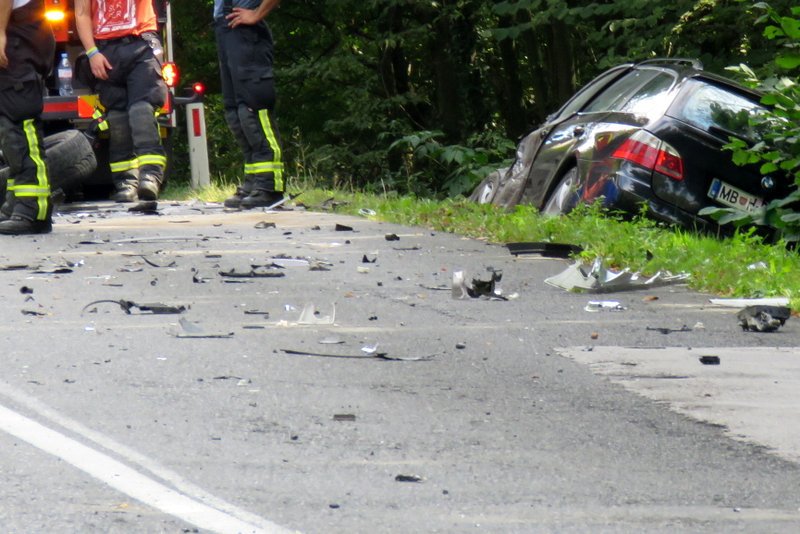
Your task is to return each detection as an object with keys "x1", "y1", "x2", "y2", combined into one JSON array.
[{"x1": 636, "y1": 58, "x2": 704, "y2": 70}]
